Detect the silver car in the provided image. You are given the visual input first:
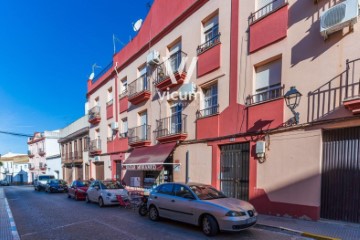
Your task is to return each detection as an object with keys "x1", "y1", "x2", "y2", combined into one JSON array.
[
  {"x1": 147, "y1": 182, "x2": 257, "y2": 236},
  {"x1": 86, "y1": 180, "x2": 128, "y2": 207}
]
